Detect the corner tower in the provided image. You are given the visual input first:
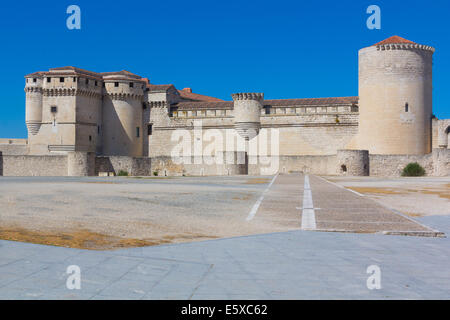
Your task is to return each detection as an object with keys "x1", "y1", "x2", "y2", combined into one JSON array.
[
  {"x1": 358, "y1": 36, "x2": 435, "y2": 154},
  {"x1": 102, "y1": 71, "x2": 146, "y2": 156}
]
